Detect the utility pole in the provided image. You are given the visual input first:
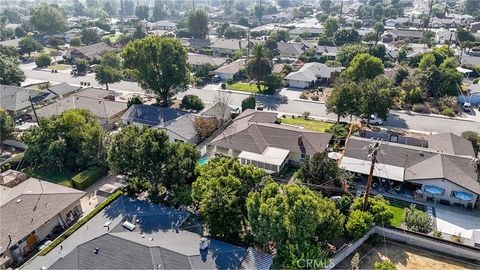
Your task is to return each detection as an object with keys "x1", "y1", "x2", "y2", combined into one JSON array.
[
  {"x1": 339, "y1": 0, "x2": 344, "y2": 26},
  {"x1": 259, "y1": 0, "x2": 262, "y2": 24},
  {"x1": 29, "y1": 96, "x2": 41, "y2": 127},
  {"x1": 192, "y1": 0, "x2": 195, "y2": 10},
  {"x1": 362, "y1": 141, "x2": 381, "y2": 211}
]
